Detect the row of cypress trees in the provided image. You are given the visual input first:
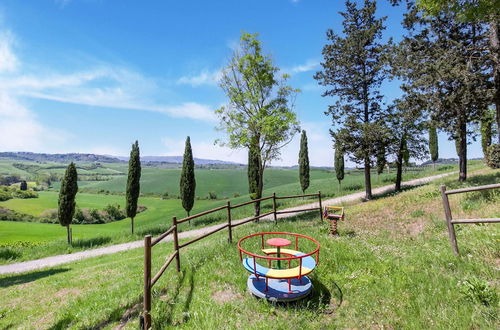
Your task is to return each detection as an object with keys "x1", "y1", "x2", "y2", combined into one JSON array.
[{"x1": 57, "y1": 137, "x2": 197, "y2": 244}]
